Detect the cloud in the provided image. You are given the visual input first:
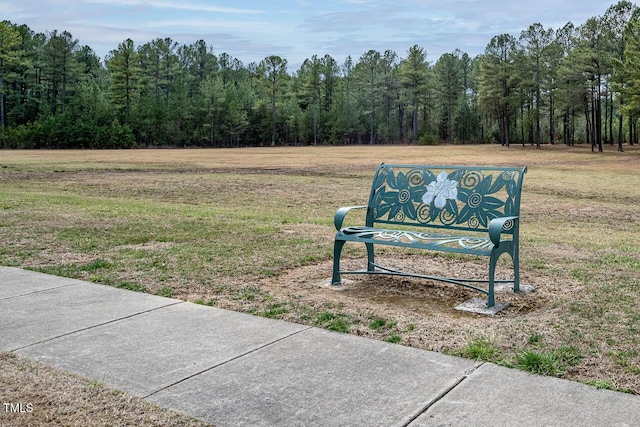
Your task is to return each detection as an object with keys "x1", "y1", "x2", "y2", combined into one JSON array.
[
  {"x1": 1, "y1": 0, "x2": 617, "y2": 70},
  {"x1": 142, "y1": 18, "x2": 291, "y2": 33},
  {"x1": 84, "y1": 0, "x2": 263, "y2": 14}
]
